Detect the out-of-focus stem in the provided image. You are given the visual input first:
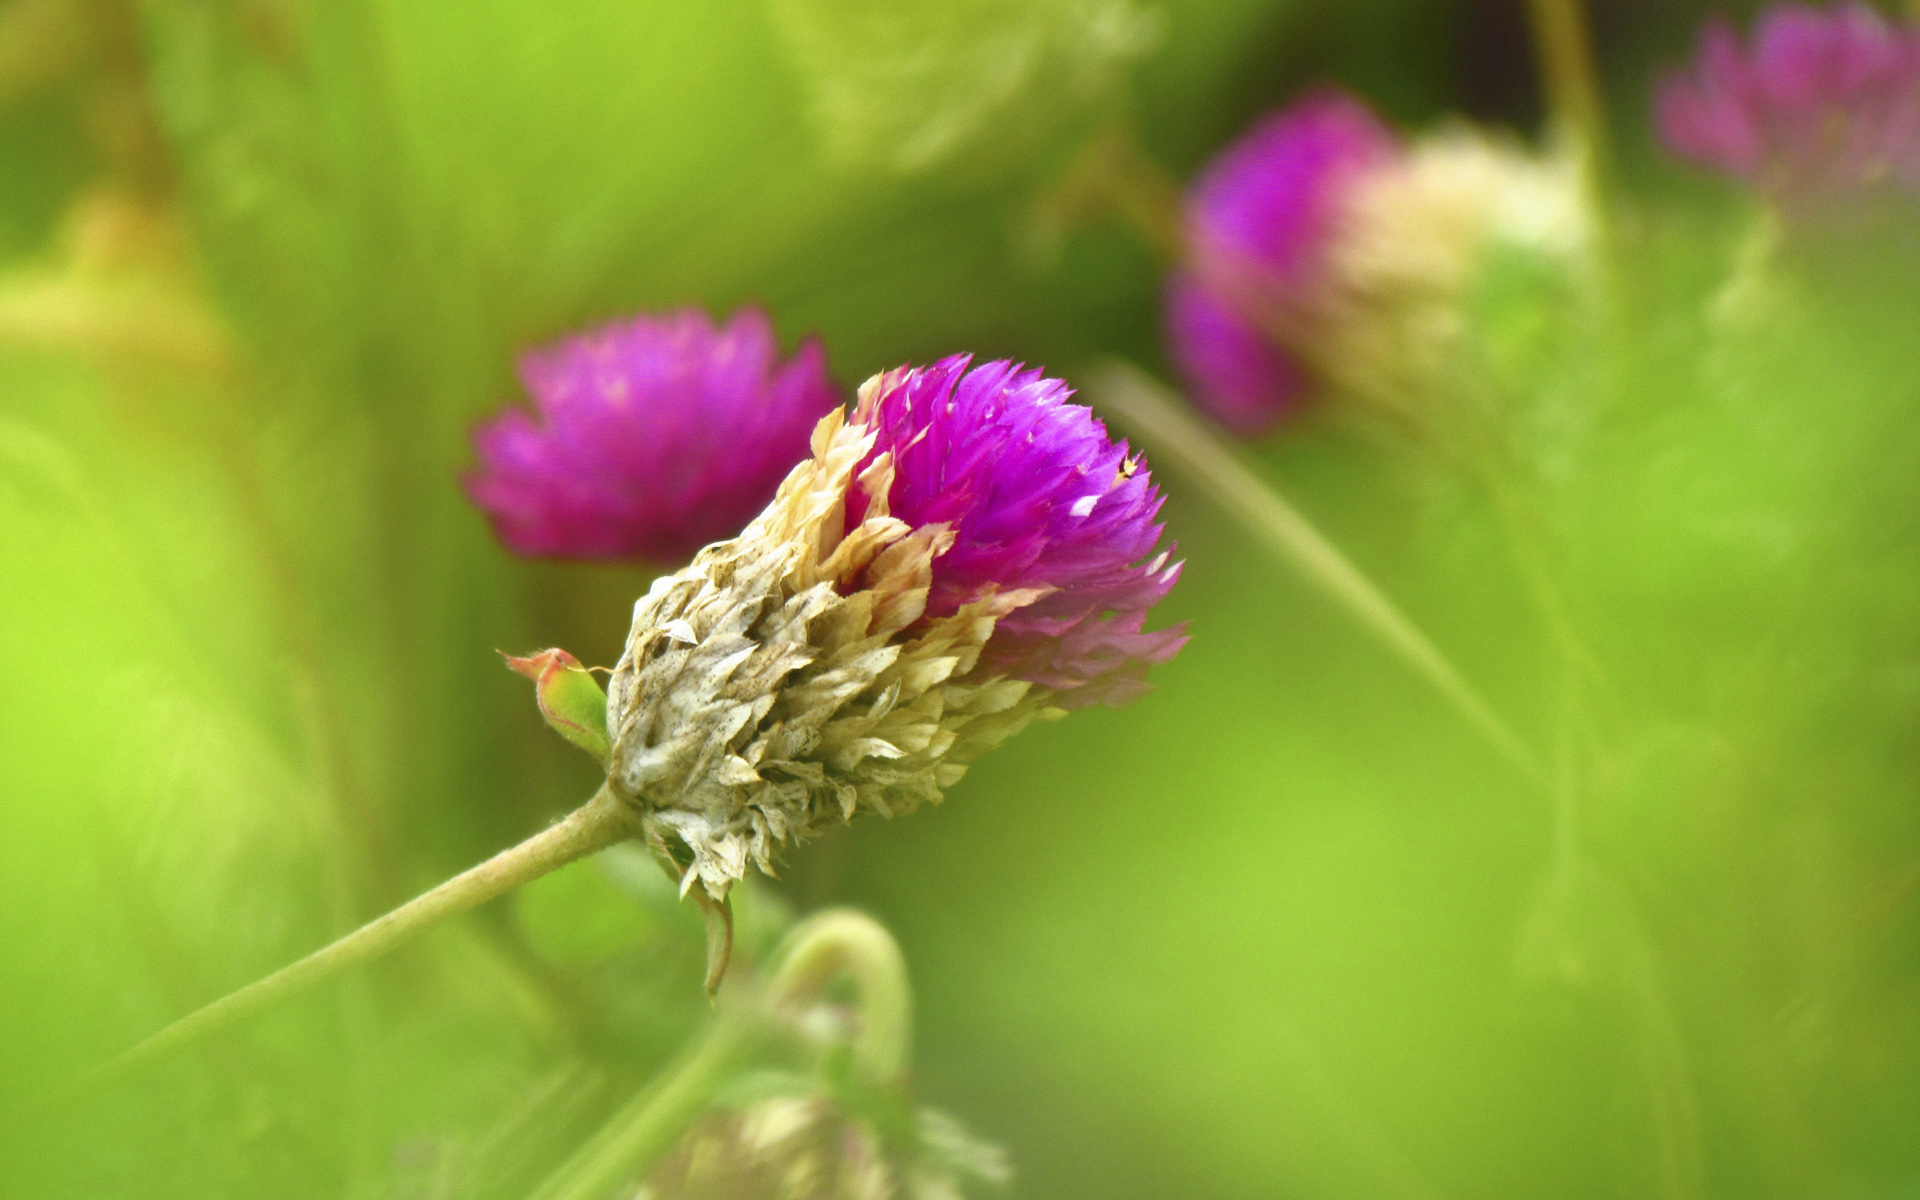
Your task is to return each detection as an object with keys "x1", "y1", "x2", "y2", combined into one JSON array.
[
  {"x1": 527, "y1": 1014, "x2": 758, "y2": 1200},
  {"x1": 1087, "y1": 361, "x2": 1546, "y2": 787},
  {"x1": 529, "y1": 909, "x2": 914, "y2": 1200},
  {"x1": 76, "y1": 786, "x2": 636, "y2": 1091},
  {"x1": 1526, "y1": 0, "x2": 1608, "y2": 189},
  {"x1": 764, "y1": 908, "x2": 912, "y2": 1087}
]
